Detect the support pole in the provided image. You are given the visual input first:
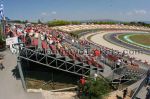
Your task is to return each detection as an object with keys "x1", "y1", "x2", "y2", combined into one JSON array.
[
  {"x1": 17, "y1": 58, "x2": 27, "y2": 91},
  {"x1": 1, "y1": 18, "x2": 6, "y2": 40}
]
